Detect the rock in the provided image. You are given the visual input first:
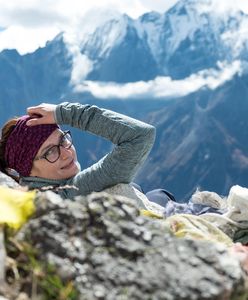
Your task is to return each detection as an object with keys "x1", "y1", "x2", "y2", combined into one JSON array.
[
  {"x1": 0, "y1": 227, "x2": 6, "y2": 284},
  {"x1": 0, "y1": 172, "x2": 19, "y2": 189},
  {"x1": 16, "y1": 191, "x2": 247, "y2": 300}
]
